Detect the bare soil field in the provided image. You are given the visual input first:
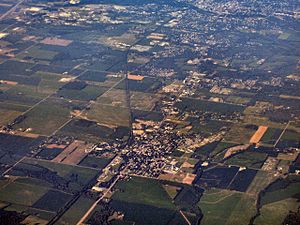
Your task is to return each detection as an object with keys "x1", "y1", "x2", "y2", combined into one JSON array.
[
  {"x1": 250, "y1": 126, "x2": 268, "y2": 144},
  {"x1": 128, "y1": 74, "x2": 144, "y2": 81},
  {"x1": 52, "y1": 140, "x2": 92, "y2": 165},
  {"x1": 41, "y1": 37, "x2": 73, "y2": 46}
]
